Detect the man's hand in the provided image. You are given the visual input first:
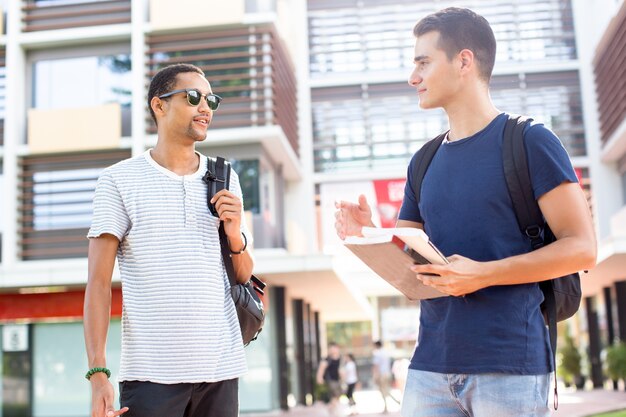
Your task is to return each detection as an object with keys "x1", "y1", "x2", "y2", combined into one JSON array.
[
  {"x1": 411, "y1": 255, "x2": 491, "y2": 297},
  {"x1": 90, "y1": 374, "x2": 129, "y2": 417},
  {"x1": 211, "y1": 189, "x2": 243, "y2": 240},
  {"x1": 334, "y1": 194, "x2": 374, "y2": 240}
]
